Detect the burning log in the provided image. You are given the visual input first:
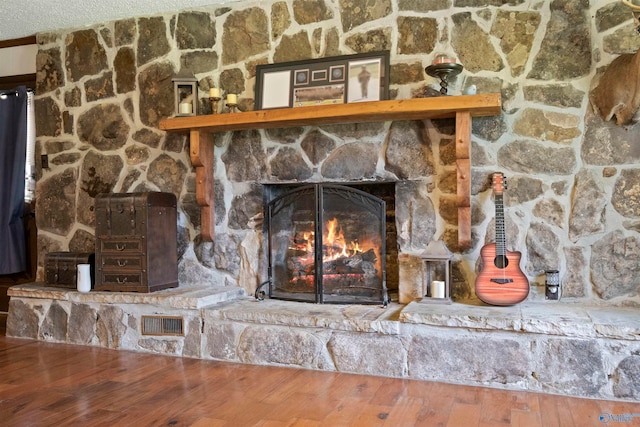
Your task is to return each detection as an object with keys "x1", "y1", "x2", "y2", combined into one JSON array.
[
  {"x1": 360, "y1": 248, "x2": 376, "y2": 263},
  {"x1": 322, "y1": 249, "x2": 377, "y2": 275},
  {"x1": 287, "y1": 257, "x2": 314, "y2": 275}
]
